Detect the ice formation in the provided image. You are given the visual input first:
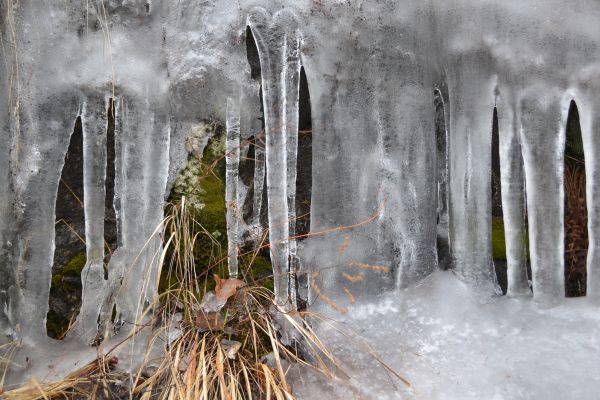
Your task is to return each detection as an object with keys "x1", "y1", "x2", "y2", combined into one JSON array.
[{"x1": 1, "y1": 0, "x2": 600, "y2": 395}]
